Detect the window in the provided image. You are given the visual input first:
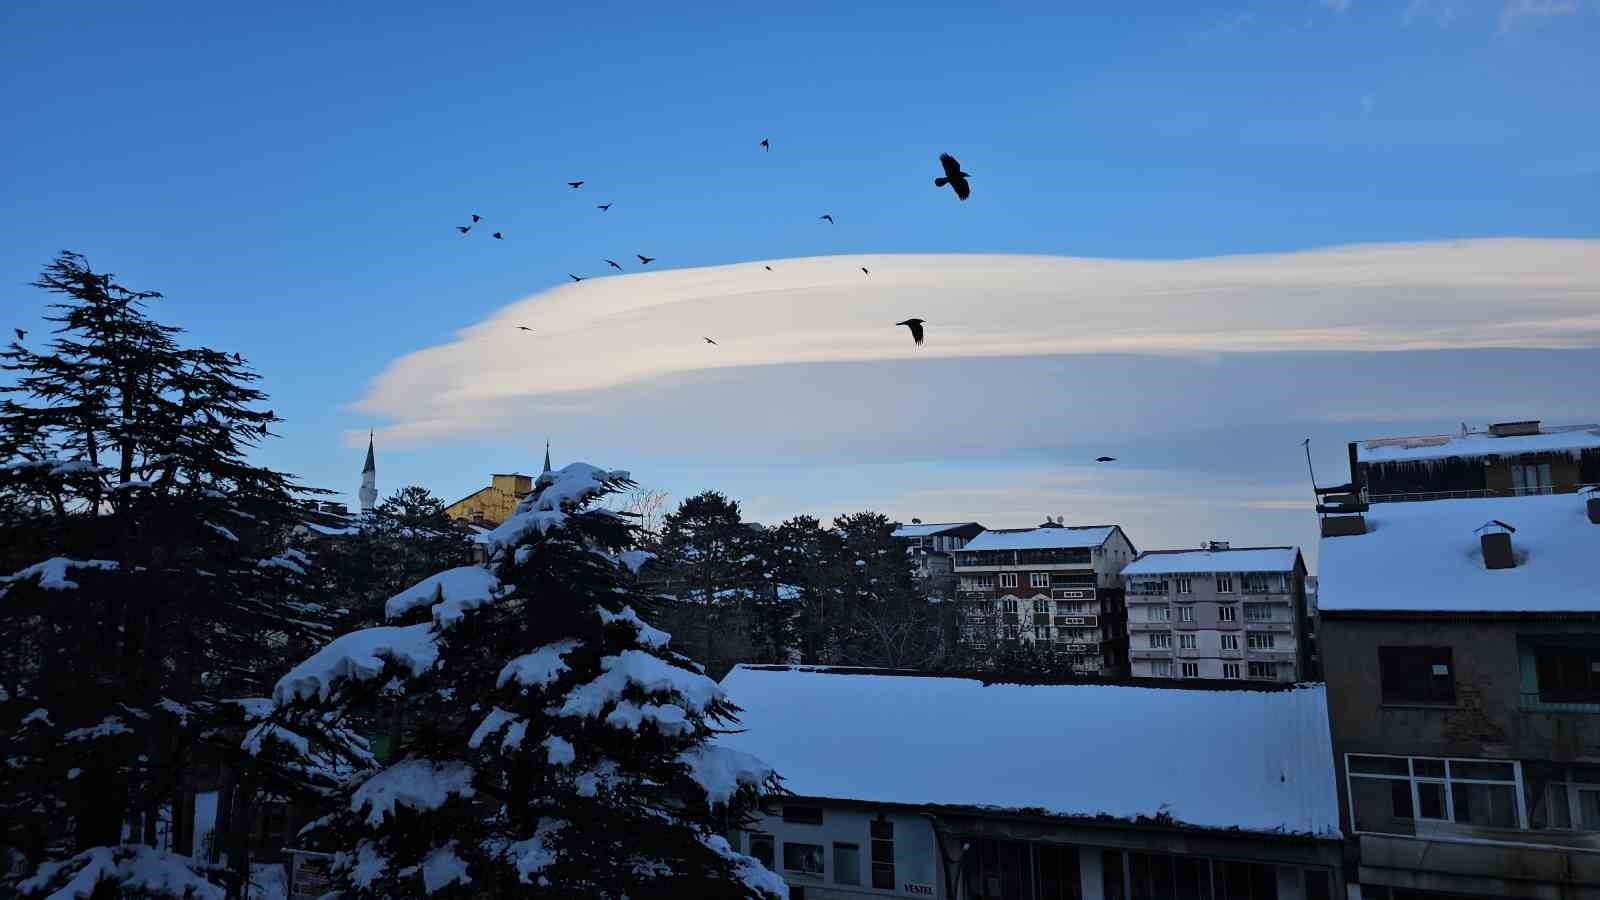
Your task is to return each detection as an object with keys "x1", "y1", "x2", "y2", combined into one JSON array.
[
  {"x1": 1059, "y1": 600, "x2": 1092, "y2": 614},
  {"x1": 1248, "y1": 661, "x2": 1275, "y2": 678},
  {"x1": 1247, "y1": 633, "x2": 1275, "y2": 650},
  {"x1": 832, "y1": 843, "x2": 860, "y2": 885},
  {"x1": 870, "y1": 819, "x2": 894, "y2": 890},
  {"x1": 1220, "y1": 634, "x2": 1239, "y2": 651},
  {"x1": 1176, "y1": 577, "x2": 1193, "y2": 594},
  {"x1": 1030, "y1": 572, "x2": 1050, "y2": 589},
  {"x1": 1130, "y1": 579, "x2": 1168, "y2": 595},
  {"x1": 1032, "y1": 598, "x2": 1049, "y2": 613},
  {"x1": 1535, "y1": 771, "x2": 1600, "y2": 831},
  {"x1": 783, "y1": 805, "x2": 823, "y2": 825},
  {"x1": 1036, "y1": 625, "x2": 1053, "y2": 641},
  {"x1": 1149, "y1": 605, "x2": 1170, "y2": 622},
  {"x1": 1180, "y1": 662, "x2": 1199, "y2": 678},
  {"x1": 1179, "y1": 634, "x2": 1197, "y2": 650},
  {"x1": 1223, "y1": 663, "x2": 1241, "y2": 679},
  {"x1": 1218, "y1": 604, "x2": 1237, "y2": 622},
  {"x1": 1244, "y1": 573, "x2": 1275, "y2": 593},
  {"x1": 1513, "y1": 462, "x2": 1554, "y2": 495},
  {"x1": 972, "y1": 575, "x2": 994, "y2": 590},
  {"x1": 998, "y1": 573, "x2": 1018, "y2": 589},
  {"x1": 1000, "y1": 599, "x2": 1018, "y2": 613},
  {"x1": 1216, "y1": 574, "x2": 1234, "y2": 593},
  {"x1": 1379, "y1": 646, "x2": 1456, "y2": 705},
  {"x1": 1151, "y1": 660, "x2": 1172, "y2": 677},
  {"x1": 1244, "y1": 603, "x2": 1273, "y2": 622},
  {"x1": 783, "y1": 842, "x2": 824, "y2": 875},
  {"x1": 1347, "y1": 755, "x2": 1523, "y2": 834},
  {"x1": 1149, "y1": 633, "x2": 1172, "y2": 649},
  {"x1": 1178, "y1": 606, "x2": 1194, "y2": 623},
  {"x1": 1534, "y1": 646, "x2": 1600, "y2": 704},
  {"x1": 1112, "y1": 850, "x2": 1278, "y2": 900},
  {"x1": 747, "y1": 833, "x2": 774, "y2": 870}
]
